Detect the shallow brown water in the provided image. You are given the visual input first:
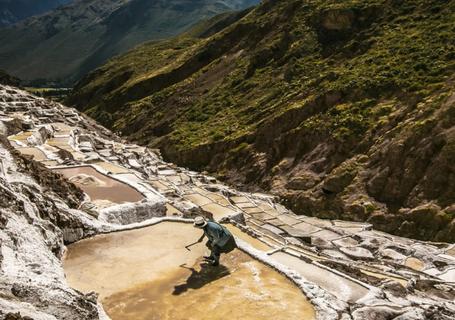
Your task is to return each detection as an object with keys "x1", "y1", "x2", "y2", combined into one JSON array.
[
  {"x1": 225, "y1": 224, "x2": 272, "y2": 251},
  {"x1": 361, "y1": 270, "x2": 407, "y2": 287},
  {"x1": 271, "y1": 251, "x2": 368, "y2": 303},
  {"x1": 405, "y1": 257, "x2": 425, "y2": 271},
  {"x1": 17, "y1": 147, "x2": 47, "y2": 161},
  {"x1": 54, "y1": 166, "x2": 144, "y2": 203},
  {"x1": 64, "y1": 222, "x2": 315, "y2": 320}
]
